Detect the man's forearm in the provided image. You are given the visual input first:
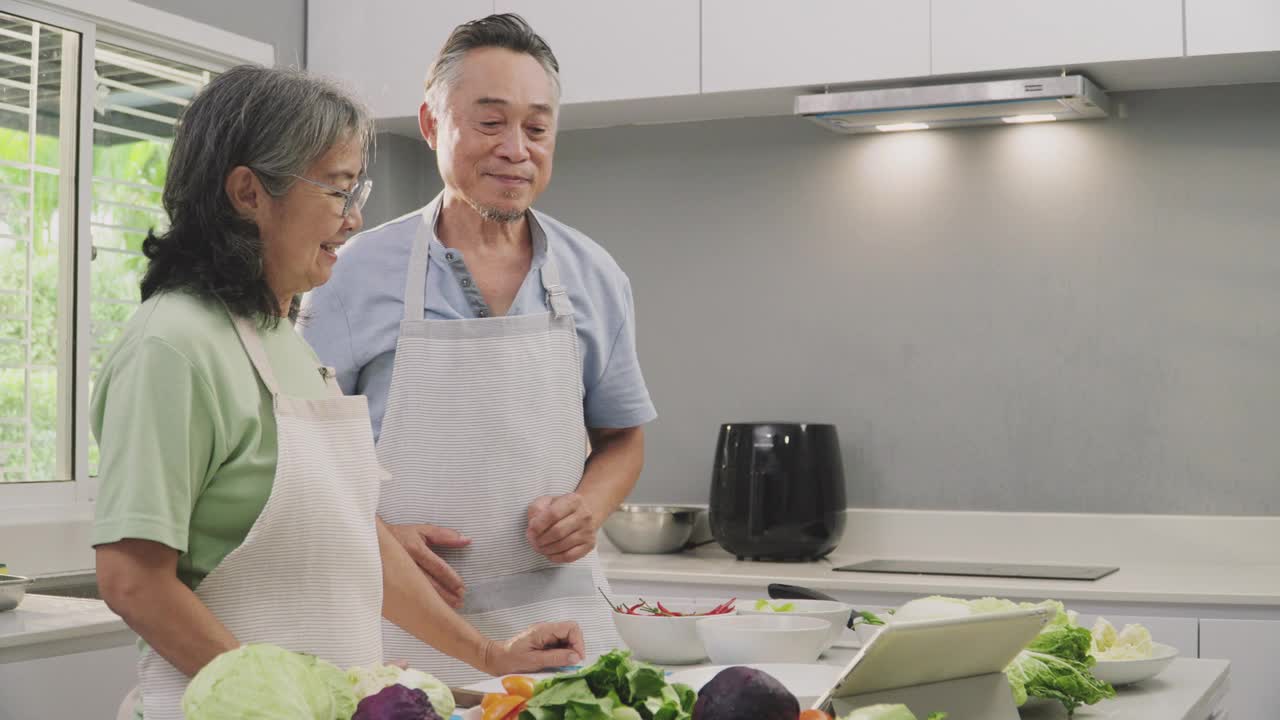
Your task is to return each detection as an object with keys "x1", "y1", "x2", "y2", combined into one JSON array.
[
  {"x1": 376, "y1": 518, "x2": 495, "y2": 672},
  {"x1": 577, "y1": 426, "x2": 645, "y2": 524}
]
